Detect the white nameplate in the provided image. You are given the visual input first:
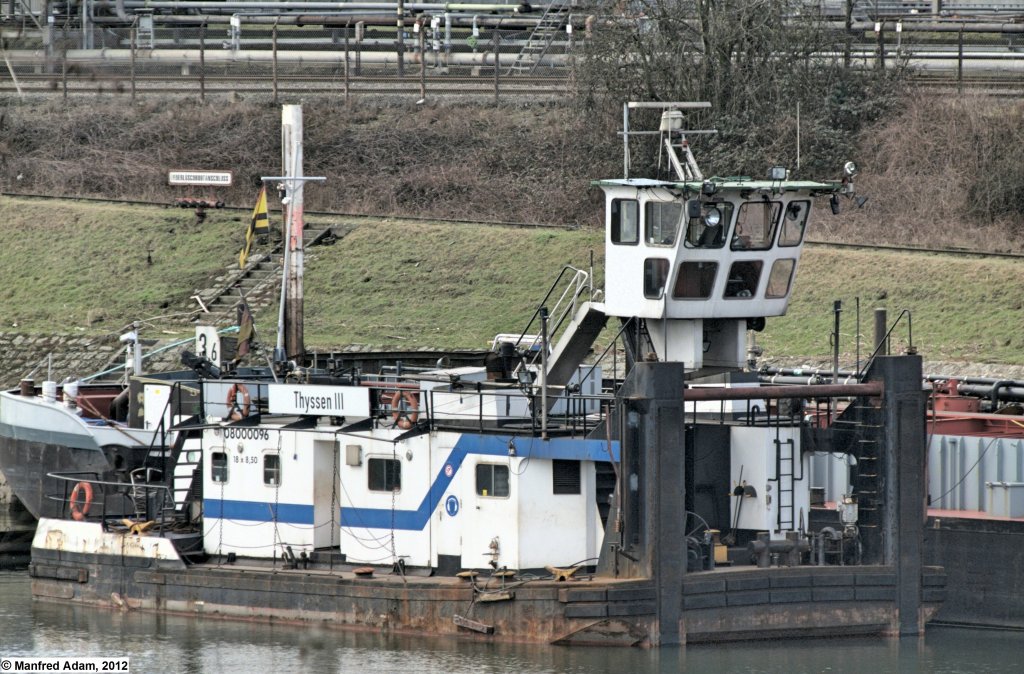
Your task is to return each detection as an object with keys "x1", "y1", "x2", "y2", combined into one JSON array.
[{"x1": 268, "y1": 384, "x2": 370, "y2": 417}]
